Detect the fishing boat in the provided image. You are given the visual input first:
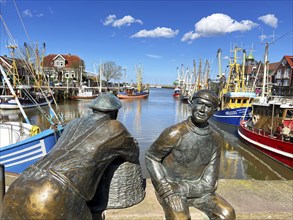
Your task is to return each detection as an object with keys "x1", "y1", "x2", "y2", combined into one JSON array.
[
  {"x1": 0, "y1": 88, "x2": 54, "y2": 109},
  {"x1": 172, "y1": 87, "x2": 181, "y2": 98},
  {"x1": 0, "y1": 65, "x2": 64, "y2": 173},
  {"x1": 211, "y1": 47, "x2": 255, "y2": 126},
  {"x1": 0, "y1": 47, "x2": 54, "y2": 110},
  {"x1": 117, "y1": 86, "x2": 149, "y2": 99},
  {"x1": 117, "y1": 65, "x2": 149, "y2": 99},
  {"x1": 238, "y1": 97, "x2": 293, "y2": 169},
  {"x1": 238, "y1": 43, "x2": 293, "y2": 169},
  {"x1": 0, "y1": 122, "x2": 63, "y2": 173},
  {"x1": 173, "y1": 68, "x2": 184, "y2": 98},
  {"x1": 176, "y1": 64, "x2": 192, "y2": 102},
  {"x1": 69, "y1": 85, "x2": 98, "y2": 100}
]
